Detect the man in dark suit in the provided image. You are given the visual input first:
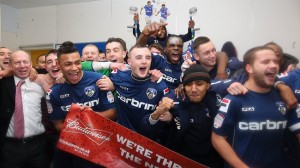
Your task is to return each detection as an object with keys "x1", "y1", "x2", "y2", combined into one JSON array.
[{"x1": 0, "y1": 50, "x2": 49, "y2": 168}]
